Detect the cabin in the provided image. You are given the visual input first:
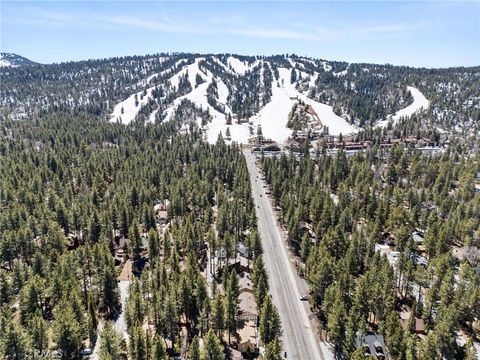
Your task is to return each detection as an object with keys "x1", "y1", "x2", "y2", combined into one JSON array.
[
  {"x1": 237, "y1": 272, "x2": 258, "y2": 354},
  {"x1": 238, "y1": 320, "x2": 257, "y2": 354},
  {"x1": 356, "y1": 332, "x2": 387, "y2": 359}
]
